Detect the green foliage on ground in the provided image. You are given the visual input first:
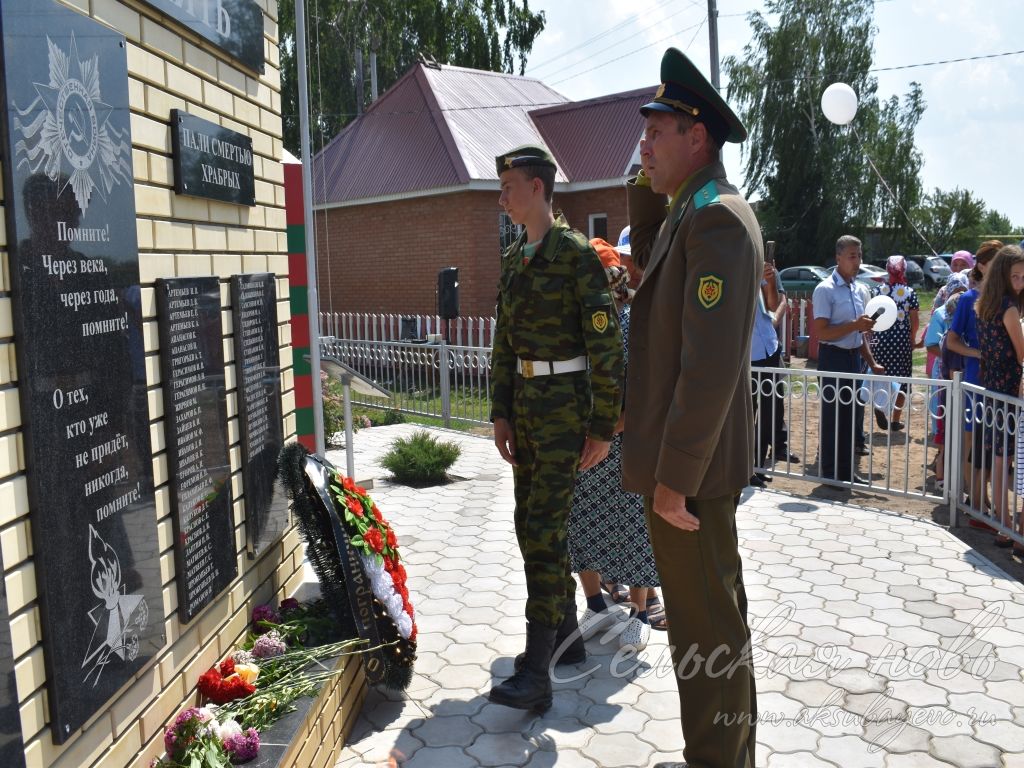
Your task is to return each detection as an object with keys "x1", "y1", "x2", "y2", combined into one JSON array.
[{"x1": 379, "y1": 430, "x2": 461, "y2": 486}]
